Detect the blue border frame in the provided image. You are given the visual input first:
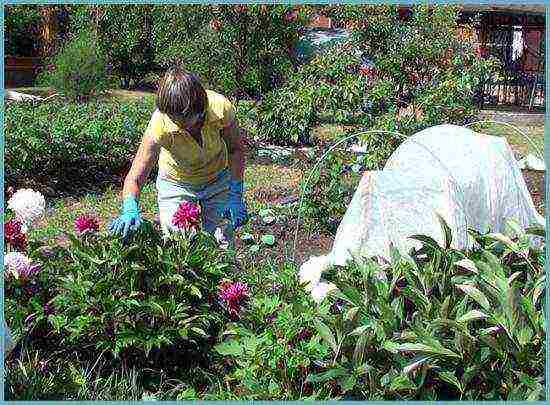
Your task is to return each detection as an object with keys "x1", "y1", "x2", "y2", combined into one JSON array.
[{"x1": 1, "y1": 1, "x2": 549, "y2": 404}]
